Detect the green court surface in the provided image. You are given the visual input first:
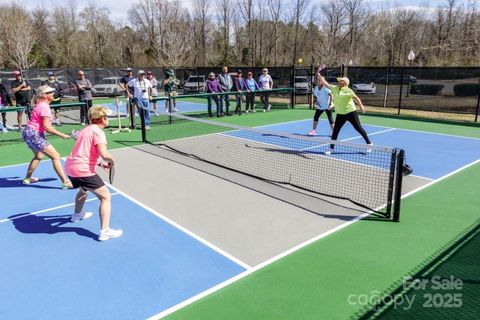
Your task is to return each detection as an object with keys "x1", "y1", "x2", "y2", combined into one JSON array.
[{"x1": 2, "y1": 107, "x2": 479, "y2": 320}]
